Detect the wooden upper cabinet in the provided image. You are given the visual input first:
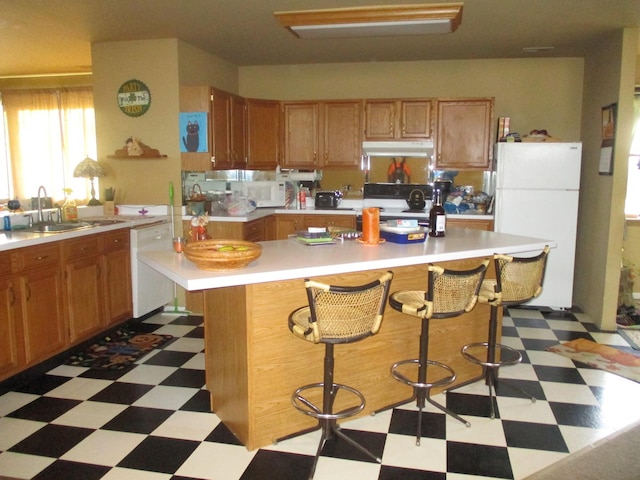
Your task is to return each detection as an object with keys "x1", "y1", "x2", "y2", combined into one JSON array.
[
  {"x1": 364, "y1": 99, "x2": 432, "y2": 140},
  {"x1": 211, "y1": 88, "x2": 233, "y2": 170},
  {"x1": 436, "y1": 98, "x2": 494, "y2": 170},
  {"x1": 180, "y1": 85, "x2": 213, "y2": 171},
  {"x1": 282, "y1": 102, "x2": 319, "y2": 168},
  {"x1": 322, "y1": 100, "x2": 362, "y2": 168},
  {"x1": 230, "y1": 94, "x2": 246, "y2": 168},
  {"x1": 246, "y1": 98, "x2": 280, "y2": 170}
]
